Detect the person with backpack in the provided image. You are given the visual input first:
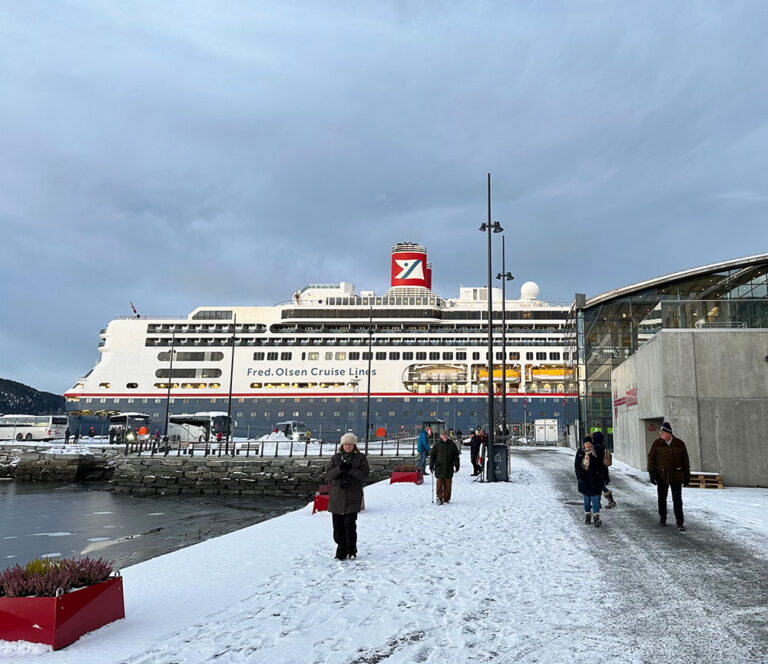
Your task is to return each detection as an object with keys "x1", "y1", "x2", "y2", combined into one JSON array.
[
  {"x1": 575, "y1": 436, "x2": 606, "y2": 528},
  {"x1": 416, "y1": 425, "x2": 430, "y2": 475},
  {"x1": 592, "y1": 431, "x2": 616, "y2": 509}
]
